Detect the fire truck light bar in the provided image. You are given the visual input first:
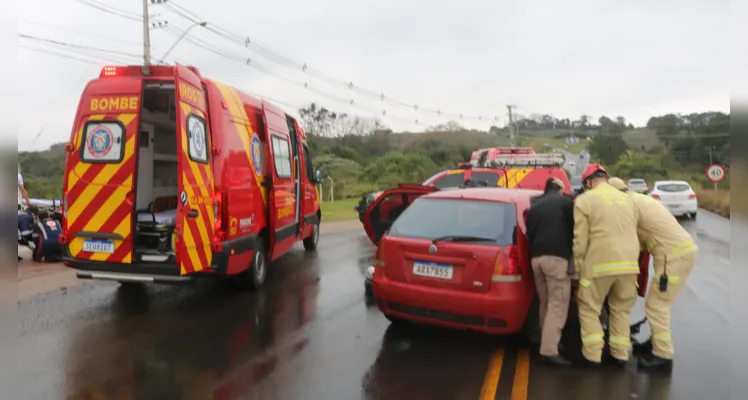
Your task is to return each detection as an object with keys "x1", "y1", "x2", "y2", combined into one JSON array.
[{"x1": 486, "y1": 153, "x2": 563, "y2": 168}]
